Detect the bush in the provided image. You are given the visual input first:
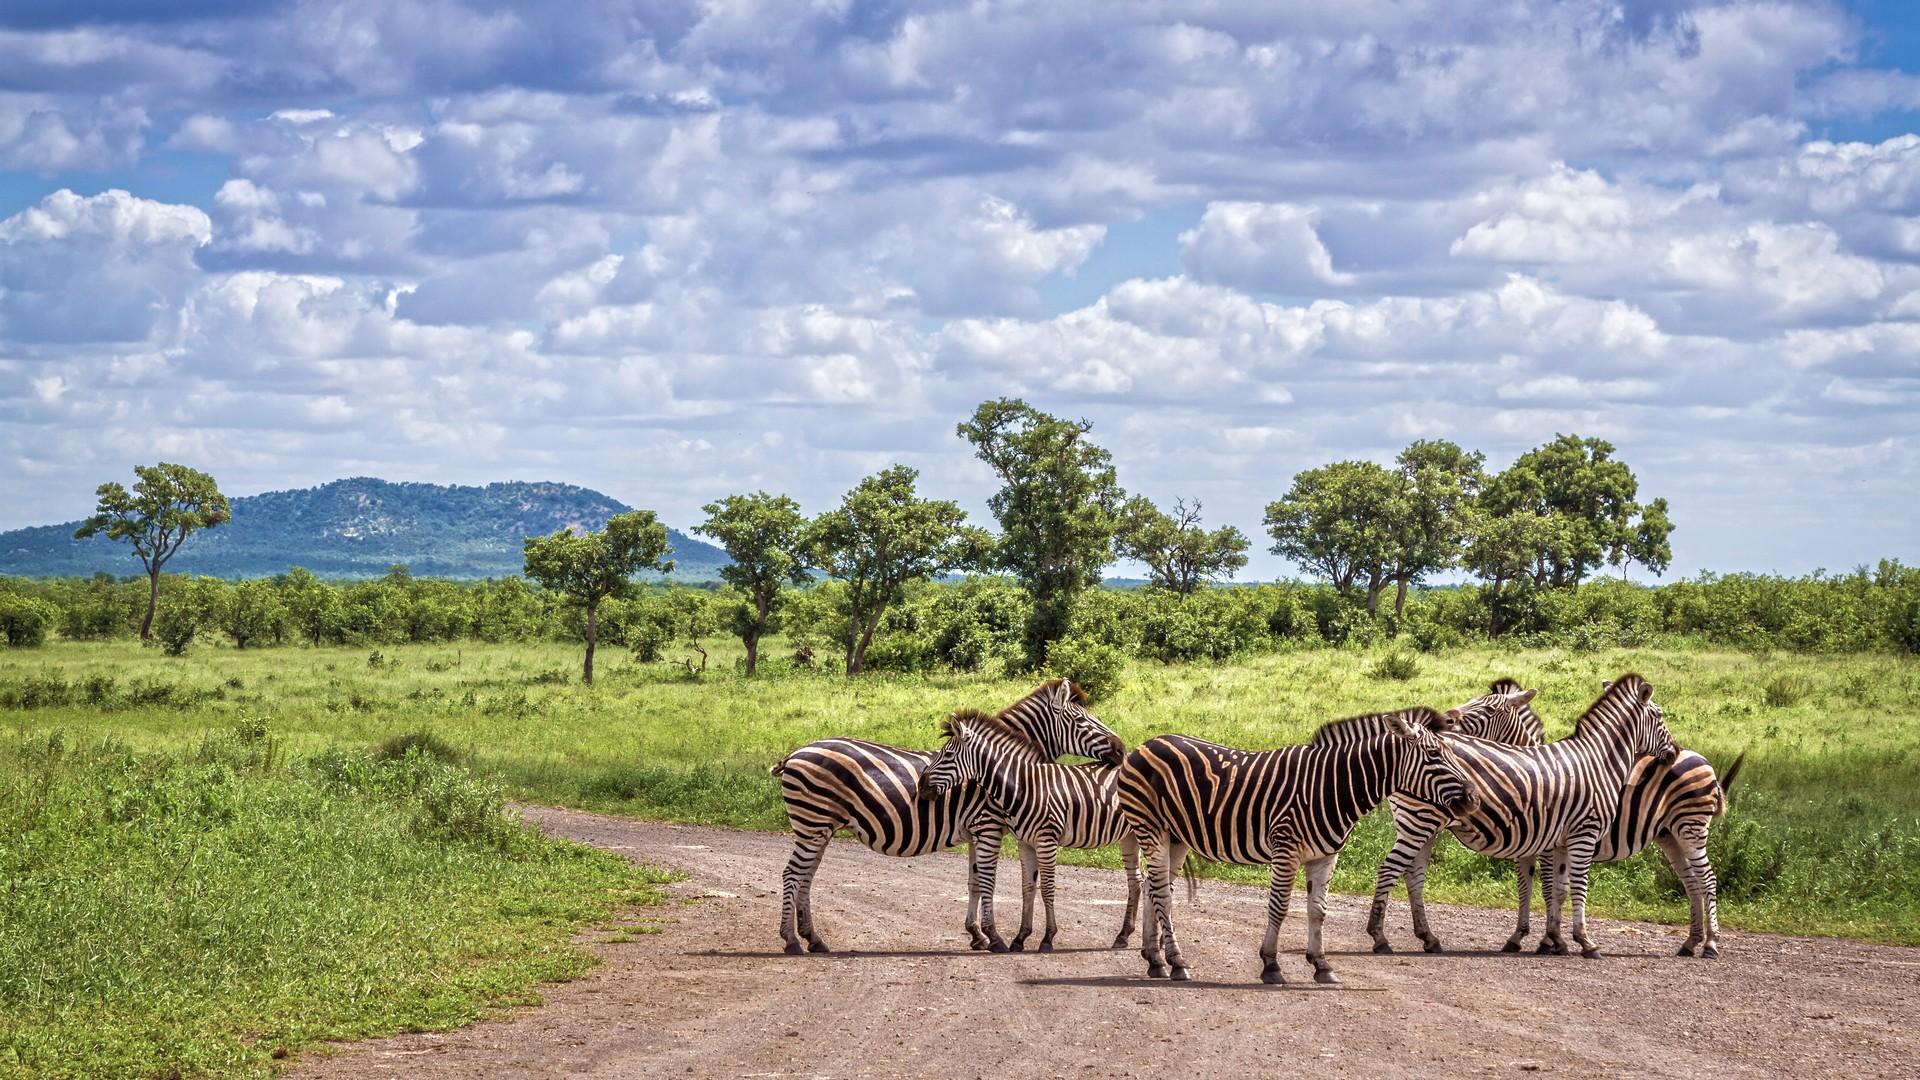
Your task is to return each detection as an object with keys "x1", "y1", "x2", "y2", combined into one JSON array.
[
  {"x1": 860, "y1": 632, "x2": 933, "y2": 674},
  {"x1": 1368, "y1": 651, "x2": 1421, "y2": 681},
  {"x1": 1044, "y1": 637, "x2": 1126, "y2": 702},
  {"x1": 0, "y1": 591, "x2": 56, "y2": 647},
  {"x1": 374, "y1": 730, "x2": 466, "y2": 765},
  {"x1": 1762, "y1": 674, "x2": 1813, "y2": 708}
]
